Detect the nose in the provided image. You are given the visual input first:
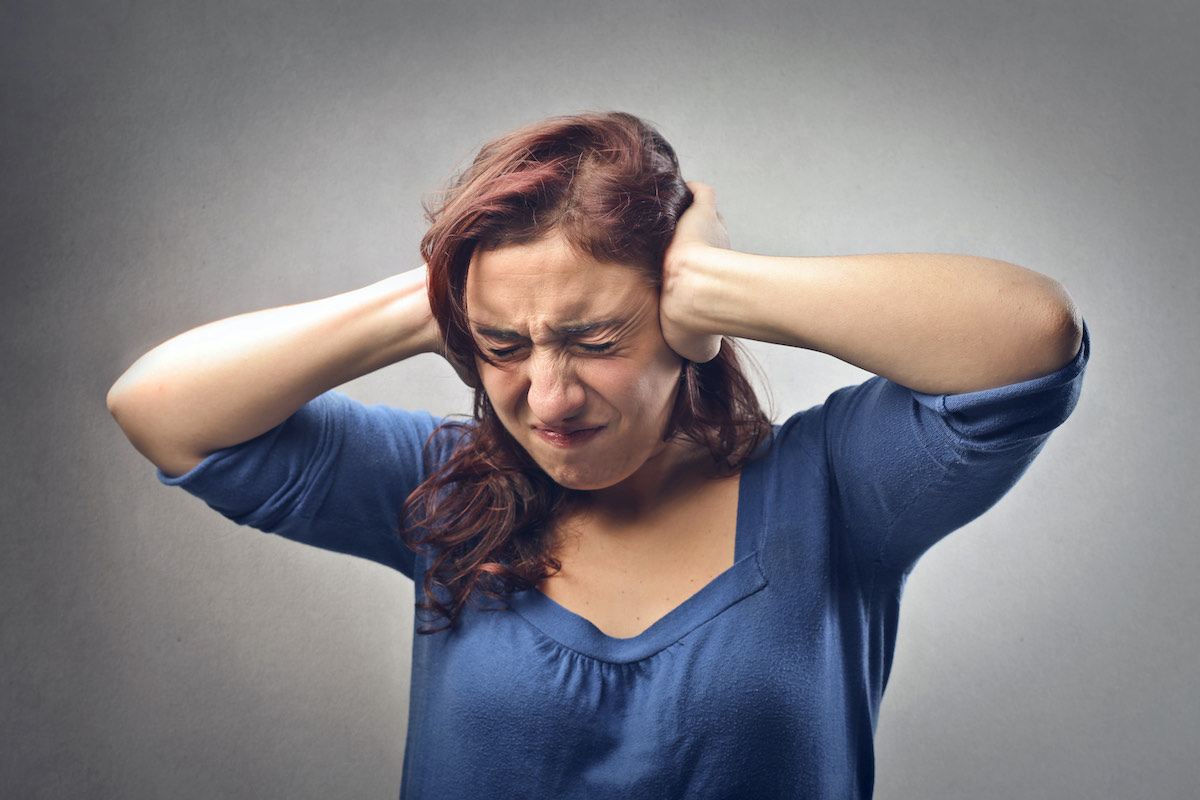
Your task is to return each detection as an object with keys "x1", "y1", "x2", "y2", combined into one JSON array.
[{"x1": 525, "y1": 352, "x2": 586, "y2": 425}]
